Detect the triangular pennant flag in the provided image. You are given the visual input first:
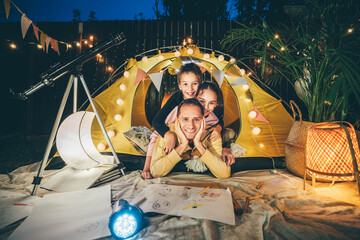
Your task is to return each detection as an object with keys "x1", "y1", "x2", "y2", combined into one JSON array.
[
  {"x1": 4, "y1": 0, "x2": 10, "y2": 19},
  {"x1": 148, "y1": 72, "x2": 164, "y2": 92},
  {"x1": 212, "y1": 70, "x2": 225, "y2": 86},
  {"x1": 251, "y1": 107, "x2": 270, "y2": 123},
  {"x1": 45, "y1": 36, "x2": 51, "y2": 53},
  {"x1": 50, "y1": 38, "x2": 59, "y2": 55},
  {"x1": 134, "y1": 68, "x2": 147, "y2": 86},
  {"x1": 40, "y1": 32, "x2": 47, "y2": 50},
  {"x1": 32, "y1": 24, "x2": 39, "y2": 41},
  {"x1": 231, "y1": 77, "x2": 248, "y2": 86},
  {"x1": 21, "y1": 14, "x2": 32, "y2": 39},
  {"x1": 199, "y1": 65, "x2": 207, "y2": 73}
]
